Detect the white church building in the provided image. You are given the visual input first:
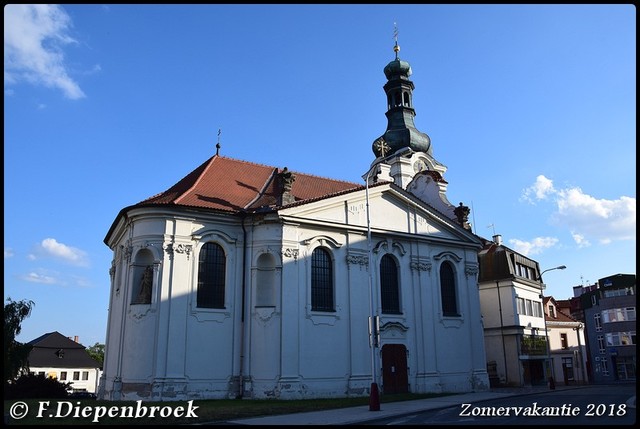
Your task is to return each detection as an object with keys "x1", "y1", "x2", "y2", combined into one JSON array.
[{"x1": 99, "y1": 40, "x2": 490, "y2": 401}]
